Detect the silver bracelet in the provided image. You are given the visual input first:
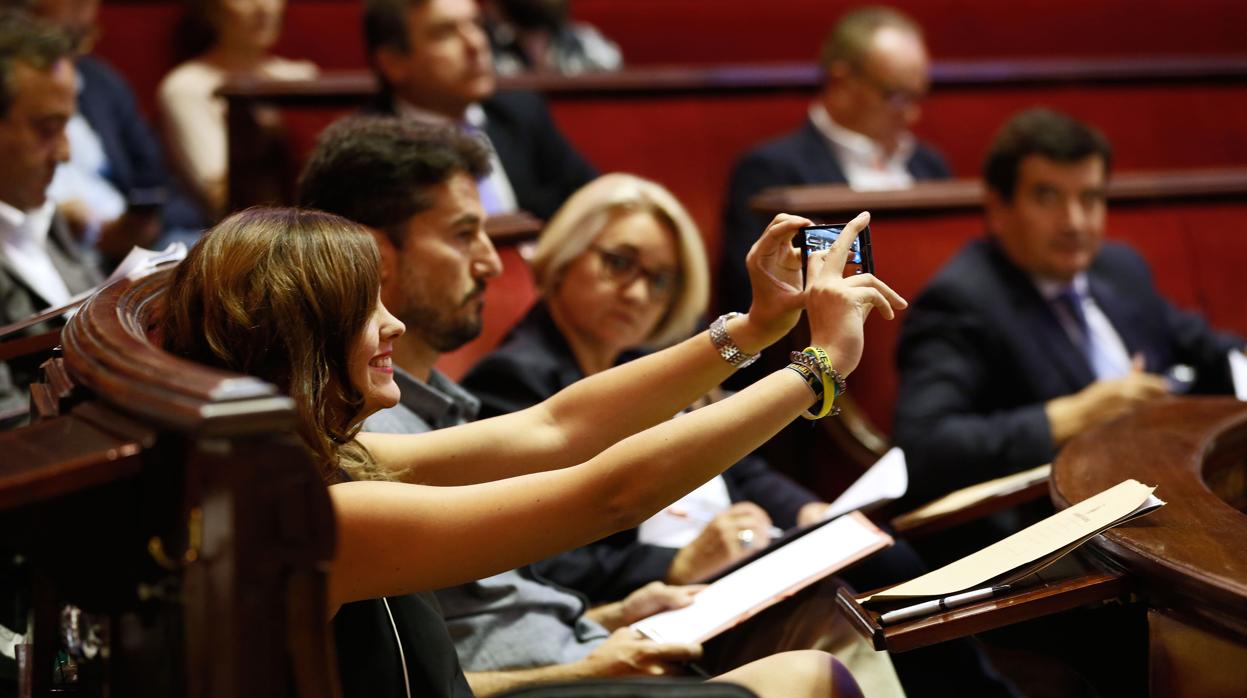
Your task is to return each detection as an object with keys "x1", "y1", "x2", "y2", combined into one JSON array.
[{"x1": 709, "y1": 312, "x2": 760, "y2": 369}]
